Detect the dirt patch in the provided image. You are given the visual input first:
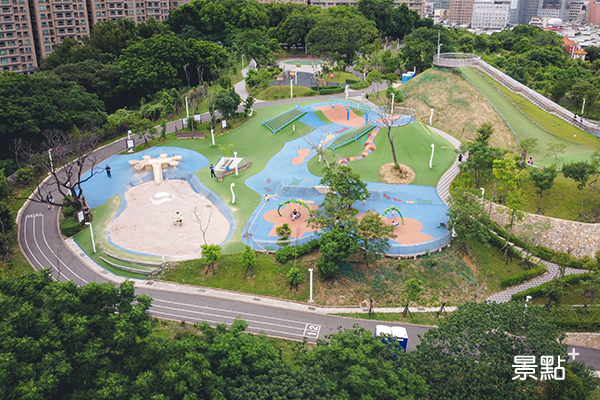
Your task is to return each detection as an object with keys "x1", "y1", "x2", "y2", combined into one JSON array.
[
  {"x1": 400, "y1": 69, "x2": 517, "y2": 152},
  {"x1": 379, "y1": 163, "x2": 416, "y2": 185}
]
